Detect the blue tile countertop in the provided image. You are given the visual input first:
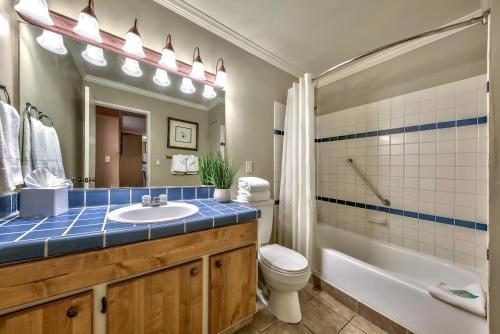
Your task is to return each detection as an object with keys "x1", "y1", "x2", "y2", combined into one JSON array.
[{"x1": 0, "y1": 199, "x2": 260, "y2": 266}]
